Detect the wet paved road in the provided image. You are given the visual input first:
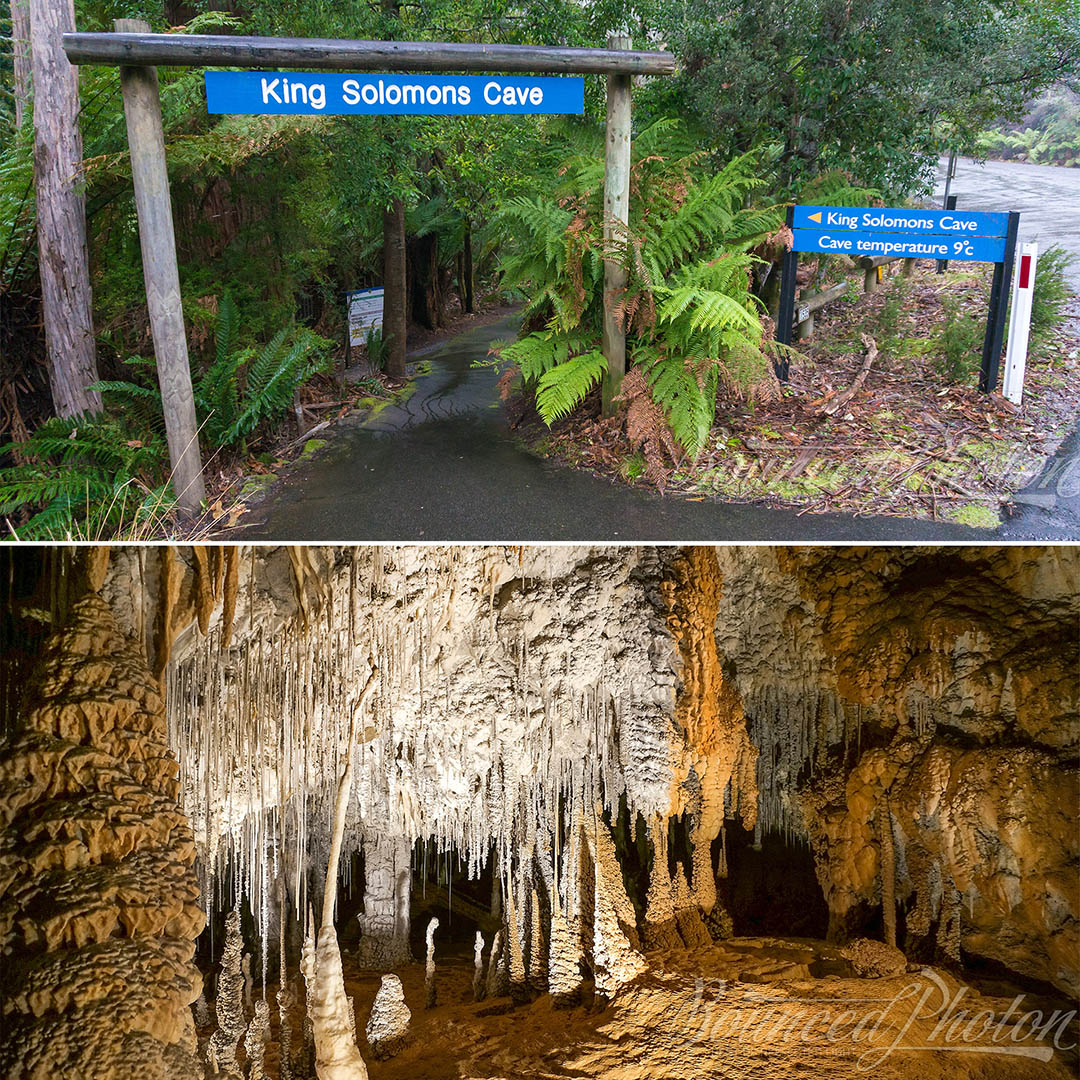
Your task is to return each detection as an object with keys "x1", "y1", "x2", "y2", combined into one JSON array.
[
  {"x1": 240, "y1": 315, "x2": 1007, "y2": 542},
  {"x1": 934, "y1": 156, "x2": 1080, "y2": 292},
  {"x1": 238, "y1": 160, "x2": 1080, "y2": 542}
]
